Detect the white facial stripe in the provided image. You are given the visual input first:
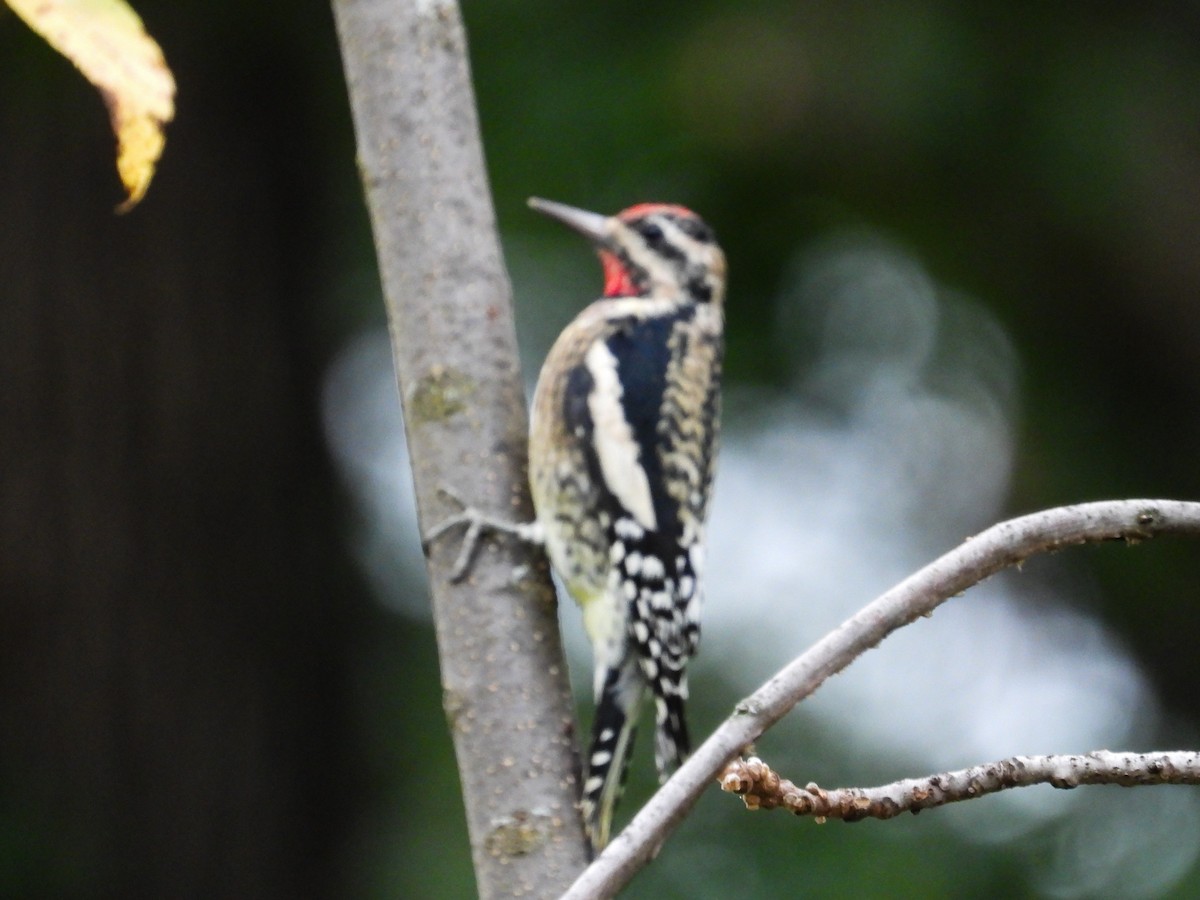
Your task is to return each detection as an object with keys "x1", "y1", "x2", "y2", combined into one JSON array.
[
  {"x1": 659, "y1": 218, "x2": 710, "y2": 261},
  {"x1": 584, "y1": 340, "x2": 658, "y2": 531},
  {"x1": 620, "y1": 223, "x2": 676, "y2": 289},
  {"x1": 616, "y1": 216, "x2": 720, "y2": 297}
]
